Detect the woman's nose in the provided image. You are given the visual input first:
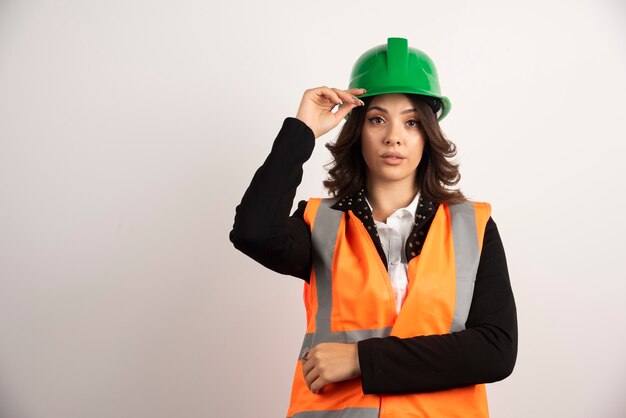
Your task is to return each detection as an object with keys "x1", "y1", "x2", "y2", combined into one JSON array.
[
  {"x1": 384, "y1": 123, "x2": 403, "y2": 145},
  {"x1": 384, "y1": 132, "x2": 402, "y2": 145}
]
